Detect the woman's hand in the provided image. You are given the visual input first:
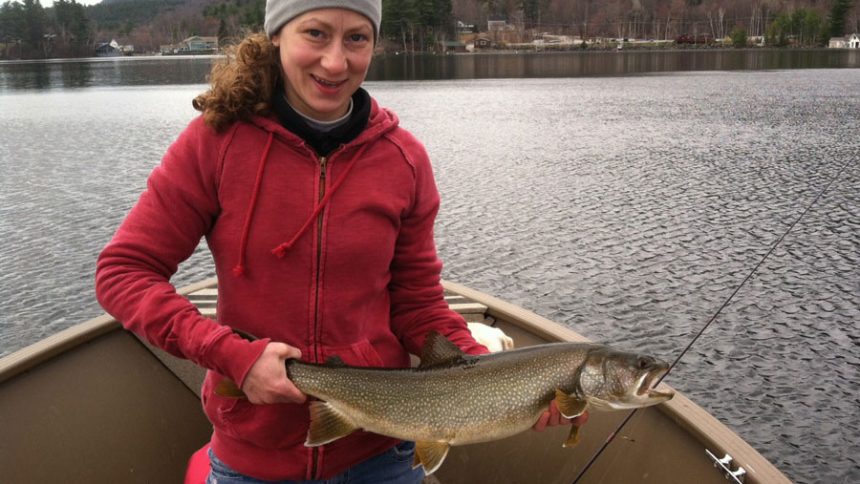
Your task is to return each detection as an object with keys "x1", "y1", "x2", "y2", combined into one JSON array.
[
  {"x1": 533, "y1": 399, "x2": 590, "y2": 432},
  {"x1": 241, "y1": 342, "x2": 306, "y2": 405}
]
